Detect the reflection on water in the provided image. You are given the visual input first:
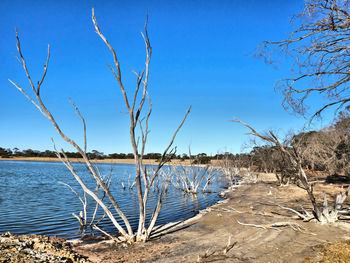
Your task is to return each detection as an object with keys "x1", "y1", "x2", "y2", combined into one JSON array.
[{"x1": 0, "y1": 161, "x2": 229, "y2": 239}]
